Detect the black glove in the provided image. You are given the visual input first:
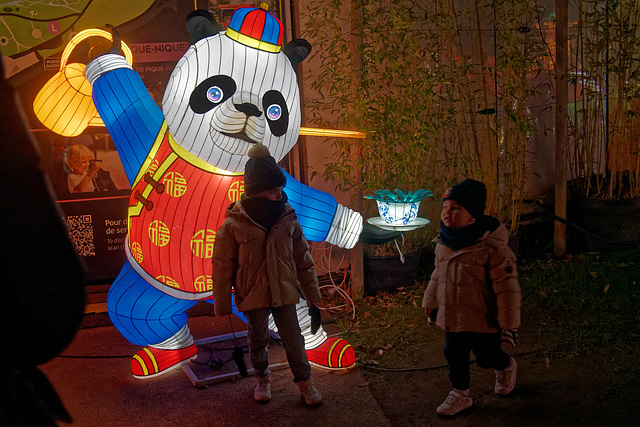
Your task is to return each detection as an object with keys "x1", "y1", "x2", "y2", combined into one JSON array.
[
  {"x1": 232, "y1": 345, "x2": 248, "y2": 377},
  {"x1": 427, "y1": 307, "x2": 438, "y2": 326},
  {"x1": 501, "y1": 329, "x2": 518, "y2": 348},
  {"x1": 309, "y1": 304, "x2": 321, "y2": 334}
]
